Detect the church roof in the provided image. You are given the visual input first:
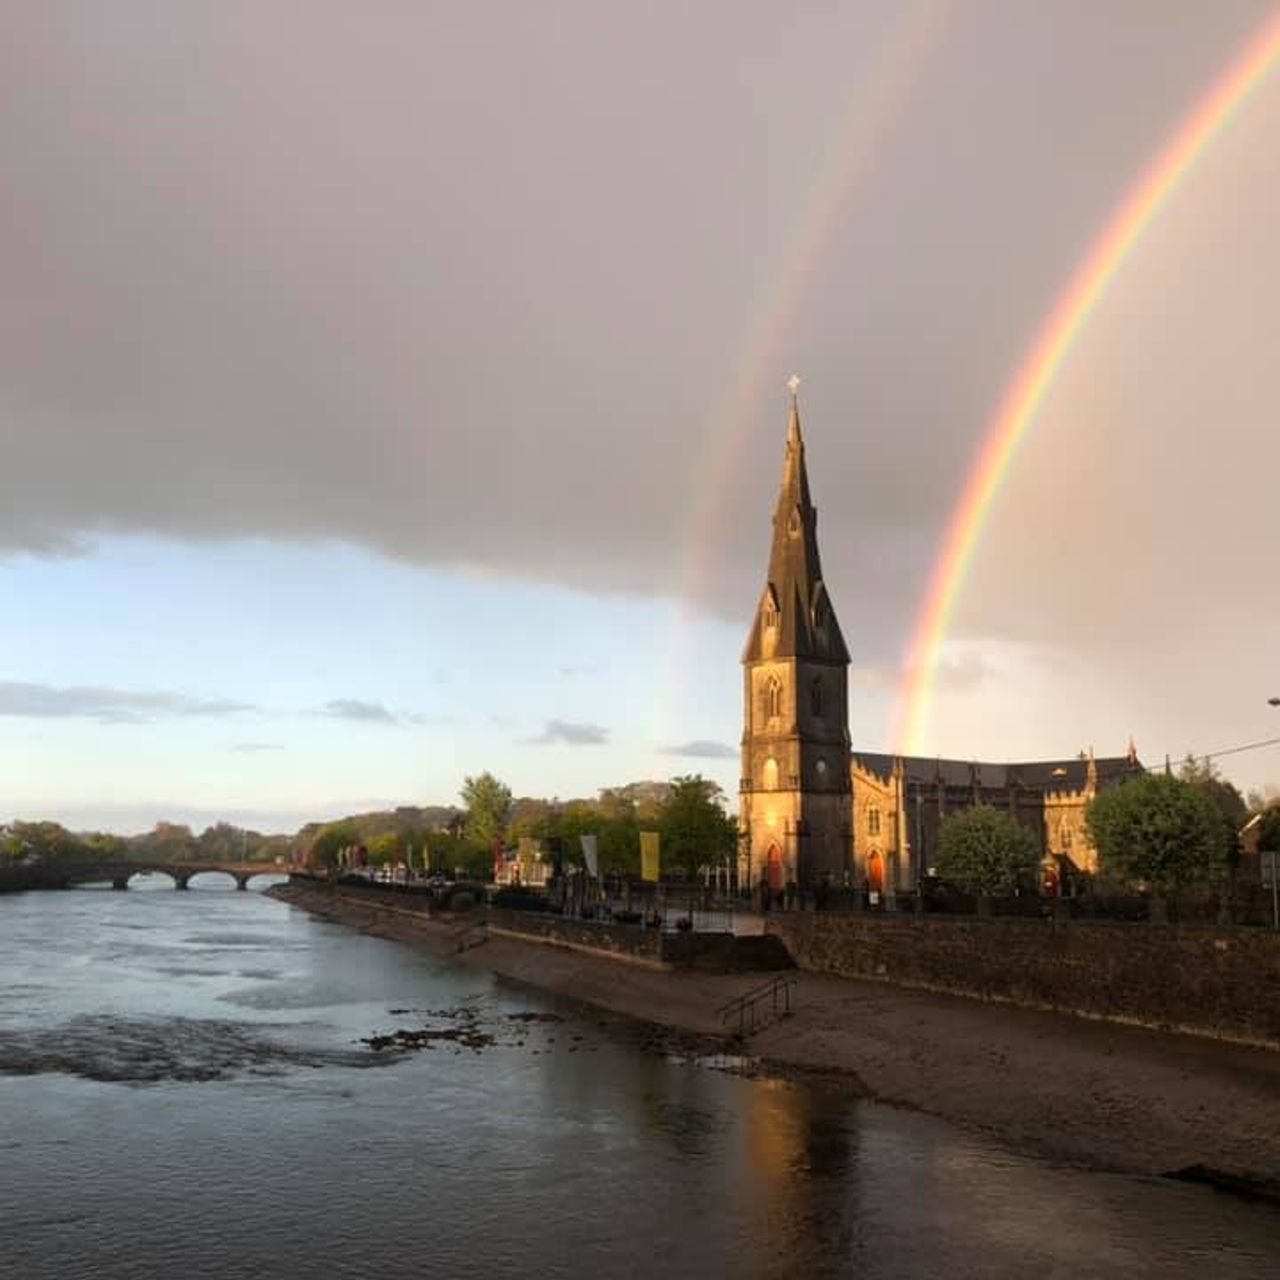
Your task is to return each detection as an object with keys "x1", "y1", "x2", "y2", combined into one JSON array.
[
  {"x1": 742, "y1": 391, "x2": 850, "y2": 665},
  {"x1": 851, "y1": 751, "x2": 1143, "y2": 792}
]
